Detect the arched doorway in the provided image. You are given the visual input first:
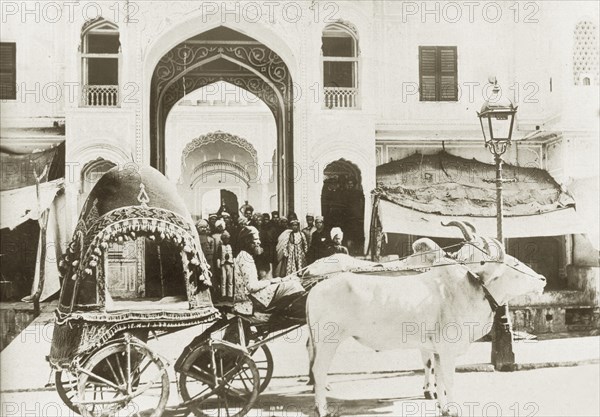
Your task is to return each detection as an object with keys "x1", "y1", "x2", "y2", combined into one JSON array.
[
  {"x1": 79, "y1": 158, "x2": 116, "y2": 212},
  {"x1": 150, "y1": 26, "x2": 294, "y2": 214},
  {"x1": 321, "y1": 159, "x2": 365, "y2": 255},
  {"x1": 177, "y1": 127, "x2": 272, "y2": 219},
  {"x1": 199, "y1": 188, "x2": 239, "y2": 220}
]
